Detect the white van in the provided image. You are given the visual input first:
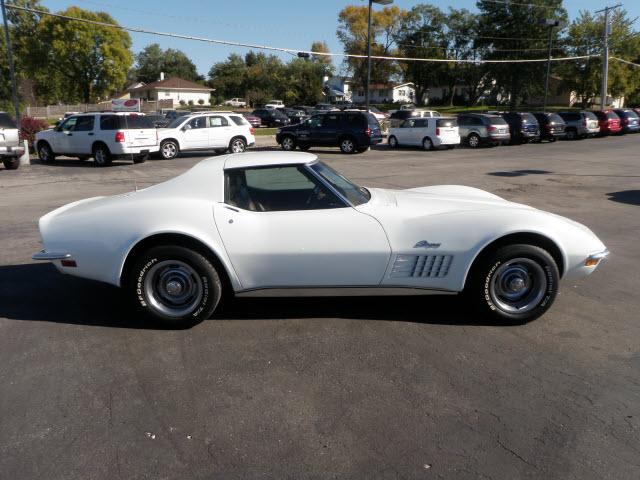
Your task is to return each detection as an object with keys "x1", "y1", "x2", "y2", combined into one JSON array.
[{"x1": 388, "y1": 117, "x2": 460, "y2": 150}]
